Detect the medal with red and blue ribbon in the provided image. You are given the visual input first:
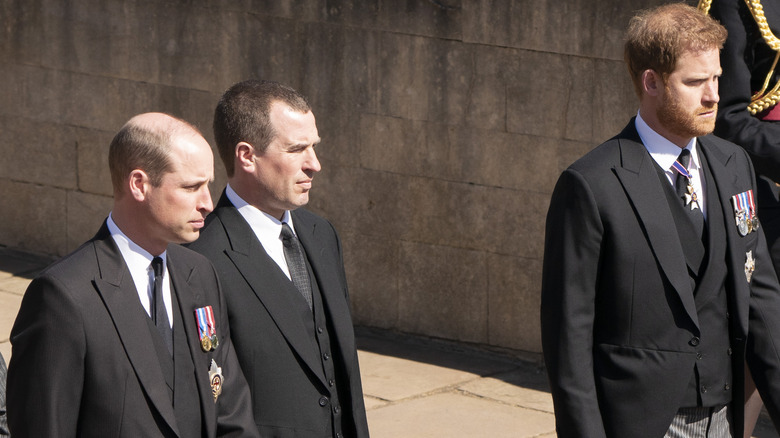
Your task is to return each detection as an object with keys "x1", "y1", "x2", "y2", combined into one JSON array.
[
  {"x1": 731, "y1": 190, "x2": 758, "y2": 236},
  {"x1": 195, "y1": 306, "x2": 219, "y2": 352}
]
